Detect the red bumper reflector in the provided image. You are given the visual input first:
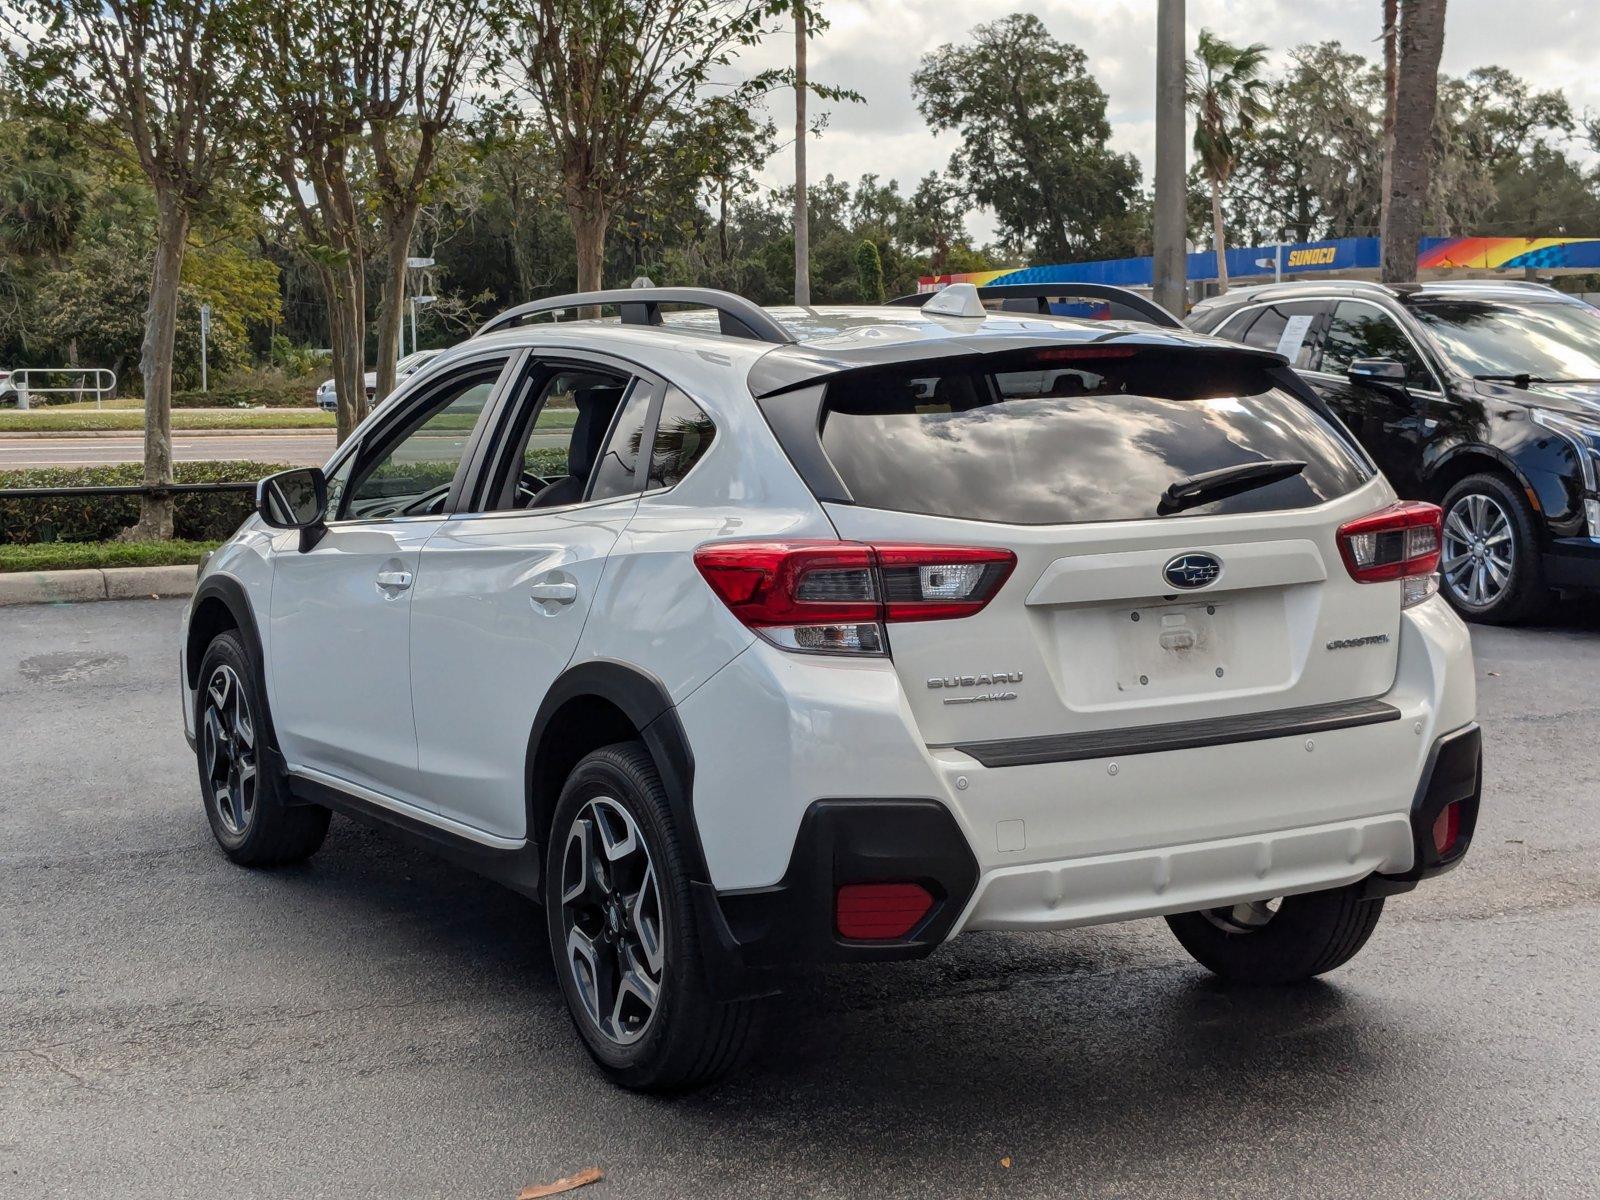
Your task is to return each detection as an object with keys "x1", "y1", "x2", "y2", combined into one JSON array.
[
  {"x1": 835, "y1": 882, "x2": 935, "y2": 940},
  {"x1": 1432, "y1": 802, "x2": 1462, "y2": 857}
]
